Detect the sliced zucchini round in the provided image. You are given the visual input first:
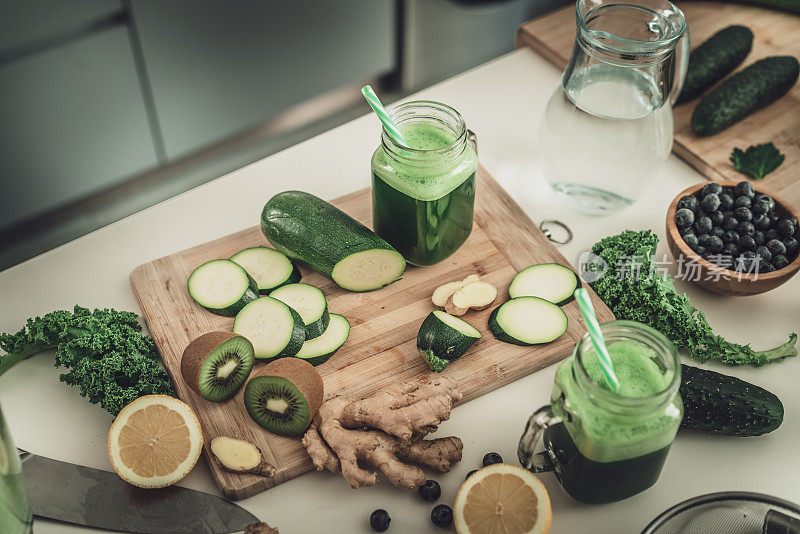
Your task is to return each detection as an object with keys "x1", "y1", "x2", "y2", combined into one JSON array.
[
  {"x1": 233, "y1": 297, "x2": 306, "y2": 360},
  {"x1": 331, "y1": 249, "x2": 407, "y2": 292},
  {"x1": 295, "y1": 314, "x2": 351, "y2": 366},
  {"x1": 488, "y1": 297, "x2": 567, "y2": 346},
  {"x1": 230, "y1": 247, "x2": 301, "y2": 294},
  {"x1": 188, "y1": 259, "x2": 259, "y2": 316},
  {"x1": 269, "y1": 283, "x2": 330, "y2": 340},
  {"x1": 508, "y1": 263, "x2": 580, "y2": 306},
  {"x1": 417, "y1": 310, "x2": 481, "y2": 372}
]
